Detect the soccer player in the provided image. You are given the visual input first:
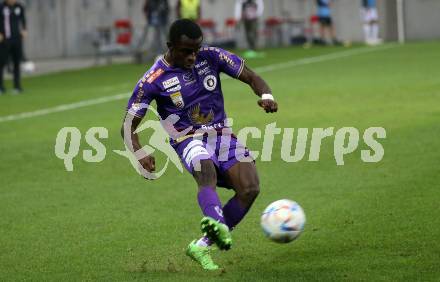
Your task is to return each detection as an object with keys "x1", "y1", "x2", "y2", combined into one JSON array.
[
  {"x1": 361, "y1": 0, "x2": 382, "y2": 45},
  {"x1": 316, "y1": 0, "x2": 341, "y2": 45},
  {"x1": 121, "y1": 19, "x2": 277, "y2": 270}
]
